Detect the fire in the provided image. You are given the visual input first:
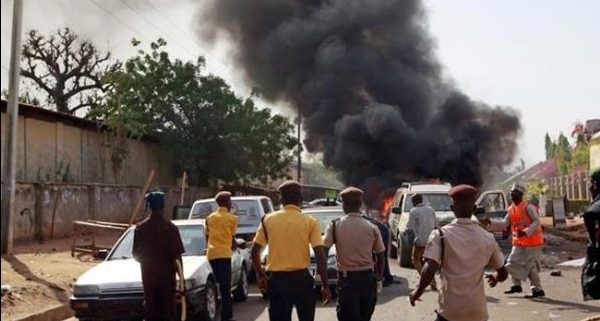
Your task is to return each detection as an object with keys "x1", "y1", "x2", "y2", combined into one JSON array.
[{"x1": 381, "y1": 195, "x2": 394, "y2": 221}]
